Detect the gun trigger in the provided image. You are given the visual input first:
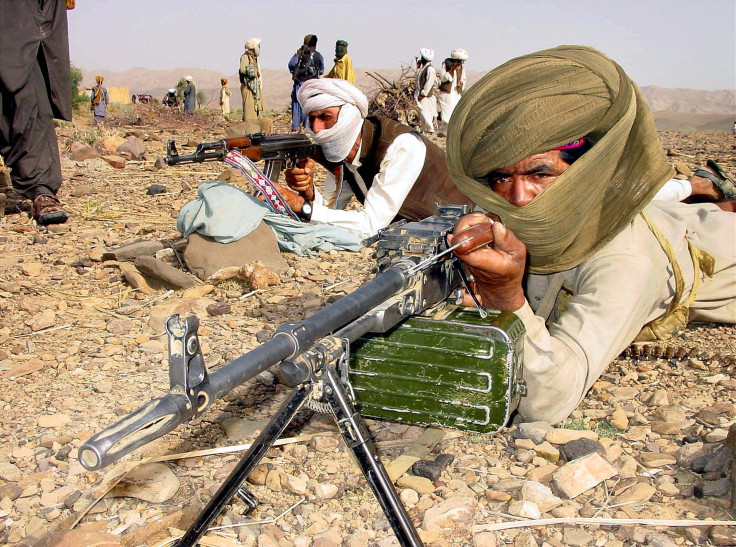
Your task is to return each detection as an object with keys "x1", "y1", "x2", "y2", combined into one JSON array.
[{"x1": 455, "y1": 263, "x2": 488, "y2": 319}]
